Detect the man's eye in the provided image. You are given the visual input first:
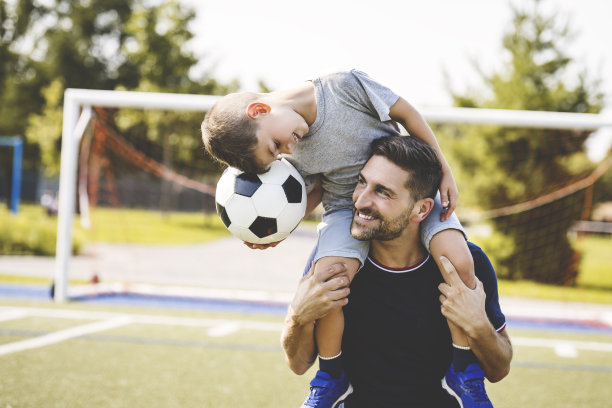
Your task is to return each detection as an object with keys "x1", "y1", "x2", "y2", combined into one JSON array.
[{"x1": 274, "y1": 141, "x2": 280, "y2": 149}]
